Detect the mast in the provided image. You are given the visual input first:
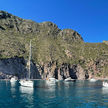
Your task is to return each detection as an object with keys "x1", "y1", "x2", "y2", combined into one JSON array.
[{"x1": 28, "y1": 40, "x2": 32, "y2": 79}]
